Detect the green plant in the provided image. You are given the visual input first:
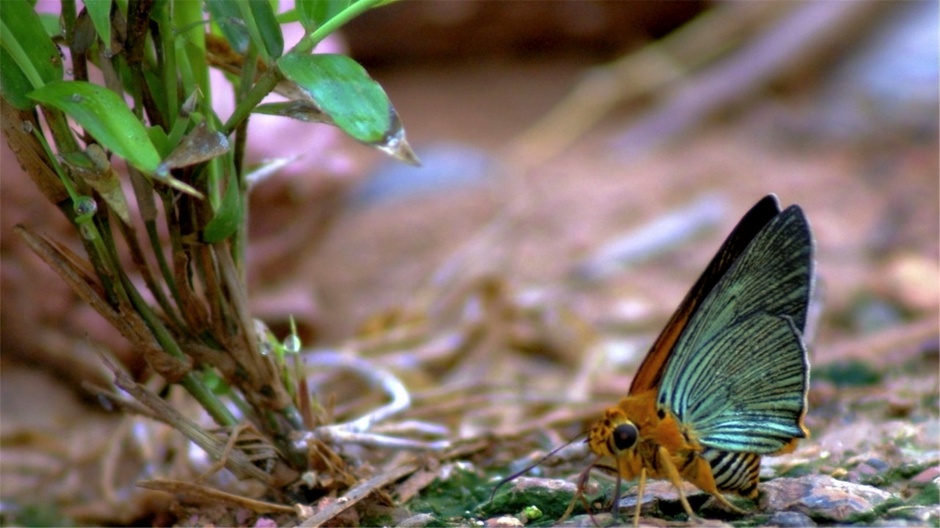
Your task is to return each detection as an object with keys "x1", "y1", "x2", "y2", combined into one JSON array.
[{"x1": 1, "y1": 0, "x2": 415, "y2": 498}]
